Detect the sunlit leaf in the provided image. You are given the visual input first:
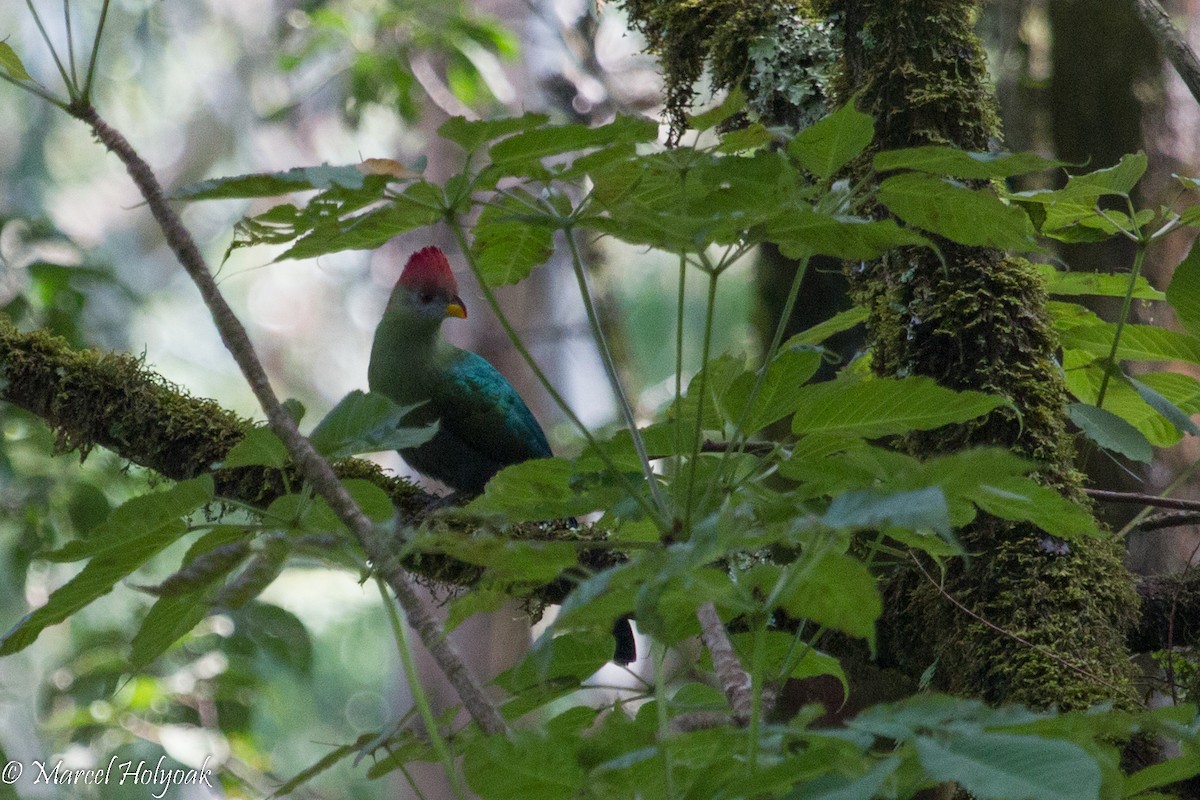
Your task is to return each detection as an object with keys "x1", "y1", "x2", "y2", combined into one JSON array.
[
  {"x1": 222, "y1": 426, "x2": 288, "y2": 469},
  {"x1": 1167, "y1": 237, "x2": 1200, "y2": 340},
  {"x1": 0, "y1": 41, "x2": 31, "y2": 81},
  {"x1": 791, "y1": 377, "x2": 1007, "y2": 439},
  {"x1": 307, "y1": 390, "x2": 434, "y2": 458},
  {"x1": 878, "y1": 173, "x2": 1036, "y2": 249},
  {"x1": 874, "y1": 147, "x2": 1063, "y2": 178},
  {"x1": 789, "y1": 102, "x2": 874, "y2": 179}
]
